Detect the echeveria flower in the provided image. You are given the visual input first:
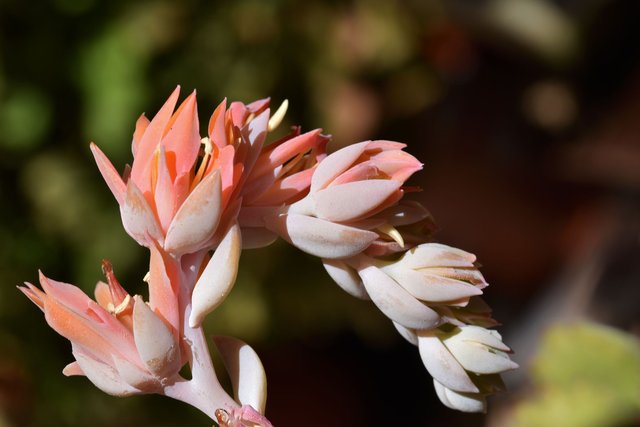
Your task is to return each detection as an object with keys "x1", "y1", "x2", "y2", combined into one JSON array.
[{"x1": 21, "y1": 88, "x2": 516, "y2": 424}]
